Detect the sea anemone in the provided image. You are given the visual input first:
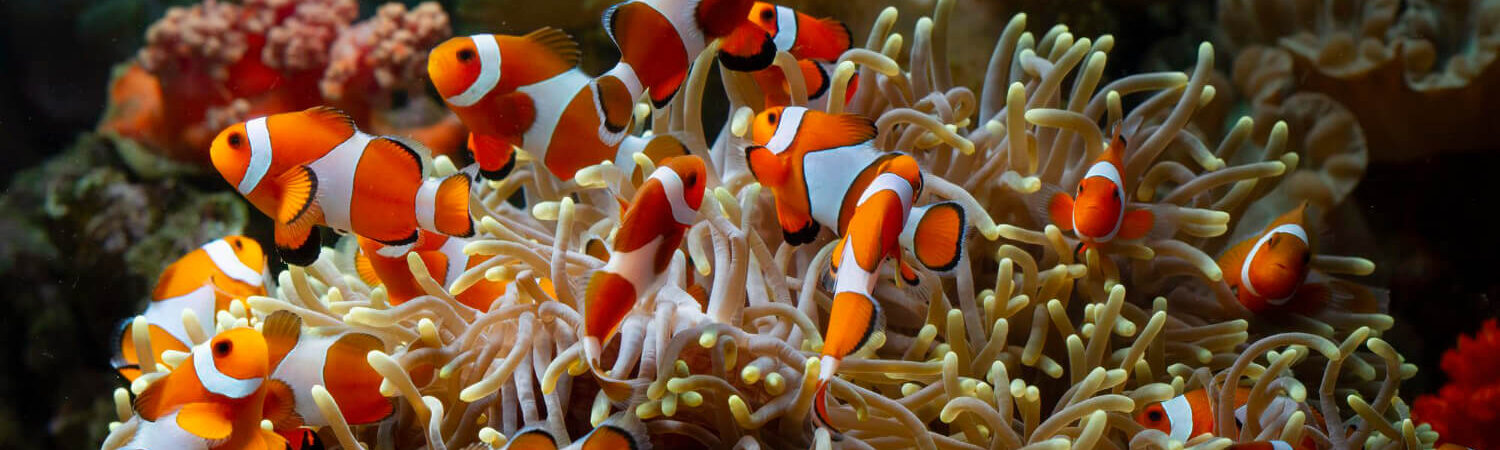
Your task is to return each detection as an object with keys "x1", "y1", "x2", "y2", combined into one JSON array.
[{"x1": 101, "y1": 0, "x2": 1432, "y2": 448}]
